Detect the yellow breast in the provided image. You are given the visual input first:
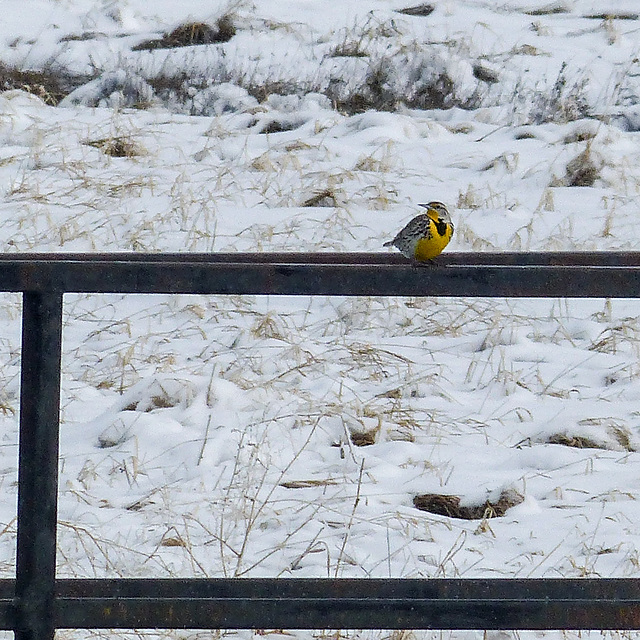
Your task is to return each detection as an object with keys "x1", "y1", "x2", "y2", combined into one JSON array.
[{"x1": 413, "y1": 220, "x2": 453, "y2": 261}]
